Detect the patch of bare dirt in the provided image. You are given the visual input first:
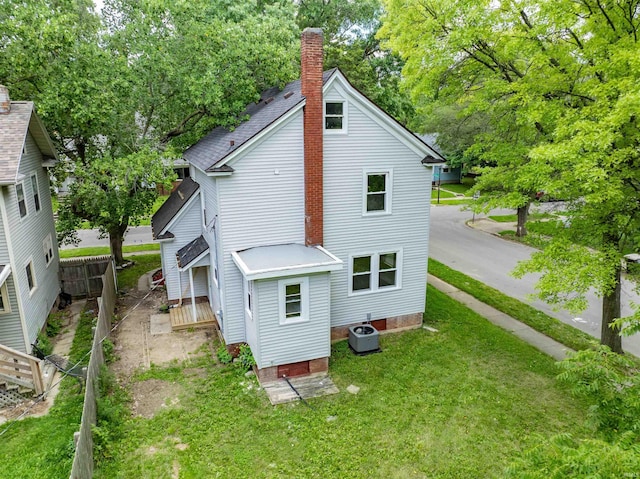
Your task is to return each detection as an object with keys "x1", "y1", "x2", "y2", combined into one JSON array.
[
  {"x1": 110, "y1": 282, "x2": 214, "y2": 418},
  {"x1": 130, "y1": 378, "x2": 183, "y2": 418}
]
